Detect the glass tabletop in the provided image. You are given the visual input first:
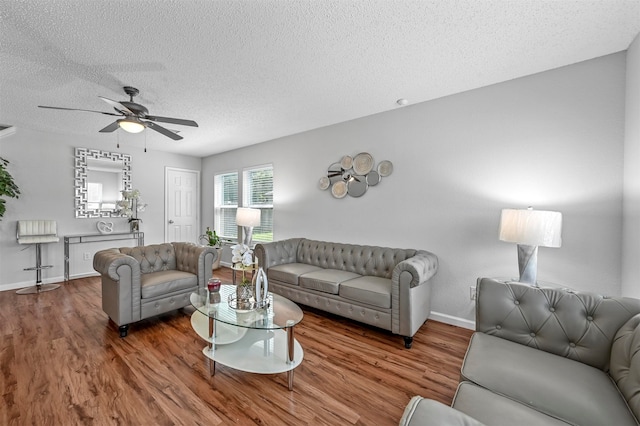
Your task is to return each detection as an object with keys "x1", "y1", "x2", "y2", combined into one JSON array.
[{"x1": 190, "y1": 284, "x2": 303, "y2": 330}]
